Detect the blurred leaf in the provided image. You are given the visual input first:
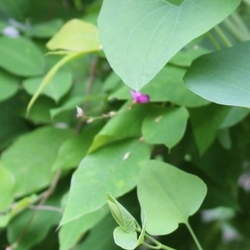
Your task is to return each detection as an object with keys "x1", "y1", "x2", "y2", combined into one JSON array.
[
  {"x1": 53, "y1": 123, "x2": 103, "y2": 171},
  {"x1": 0, "y1": 165, "x2": 15, "y2": 212},
  {"x1": 1, "y1": 127, "x2": 73, "y2": 197},
  {"x1": 0, "y1": 37, "x2": 45, "y2": 77},
  {"x1": 137, "y1": 160, "x2": 207, "y2": 235},
  {"x1": 74, "y1": 215, "x2": 120, "y2": 250},
  {"x1": 98, "y1": 0, "x2": 239, "y2": 89},
  {"x1": 59, "y1": 207, "x2": 107, "y2": 250},
  {"x1": 7, "y1": 197, "x2": 61, "y2": 250},
  {"x1": 61, "y1": 139, "x2": 150, "y2": 225},
  {"x1": 186, "y1": 42, "x2": 250, "y2": 107},
  {"x1": 23, "y1": 71, "x2": 72, "y2": 102},
  {"x1": 50, "y1": 96, "x2": 83, "y2": 118},
  {"x1": 0, "y1": 70, "x2": 19, "y2": 102},
  {"x1": 190, "y1": 105, "x2": 229, "y2": 155},
  {"x1": 89, "y1": 103, "x2": 148, "y2": 153},
  {"x1": 29, "y1": 19, "x2": 63, "y2": 38},
  {"x1": 111, "y1": 67, "x2": 209, "y2": 107},
  {"x1": 47, "y1": 19, "x2": 101, "y2": 52},
  {"x1": 142, "y1": 106, "x2": 189, "y2": 149},
  {"x1": 220, "y1": 107, "x2": 249, "y2": 129},
  {"x1": 113, "y1": 227, "x2": 138, "y2": 250}
]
